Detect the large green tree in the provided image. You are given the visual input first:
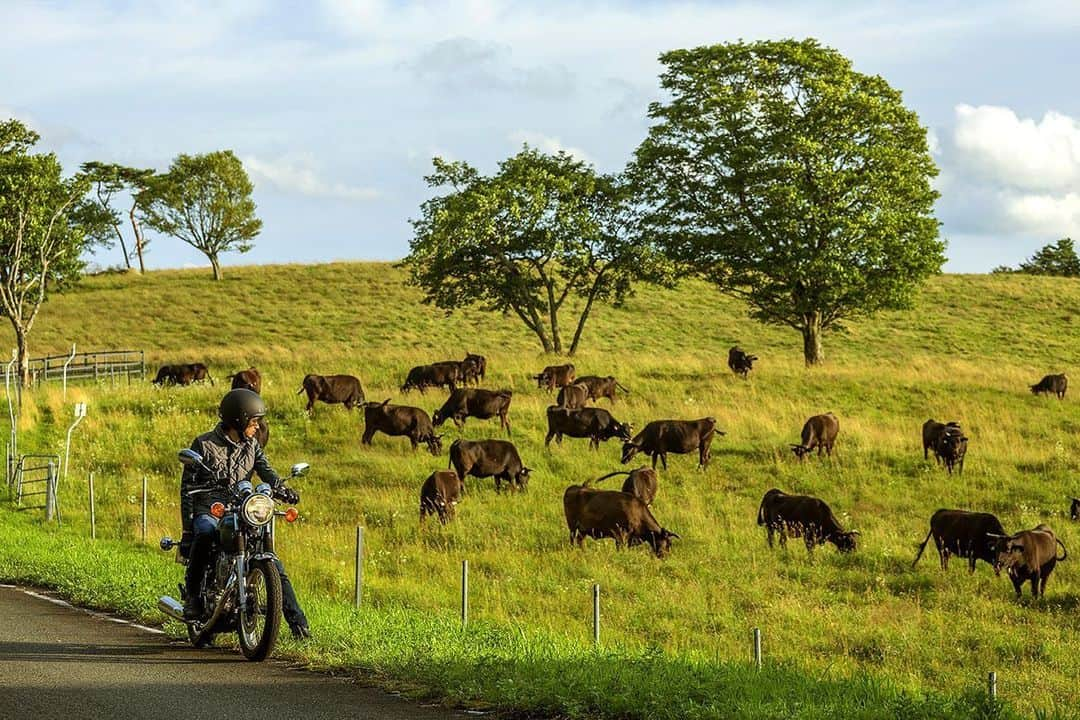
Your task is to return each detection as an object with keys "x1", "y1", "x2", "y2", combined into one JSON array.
[
  {"x1": 0, "y1": 120, "x2": 90, "y2": 386},
  {"x1": 633, "y1": 39, "x2": 944, "y2": 365},
  {"x1": 406, "y1": 148, "x2": 672, "y2": 355},
  {"x1": 81, "y1": 161, "x2": 155, "y2": 272},
  {"x1": 139, "y1": 151, "x2": 261, "y2": 280}
]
